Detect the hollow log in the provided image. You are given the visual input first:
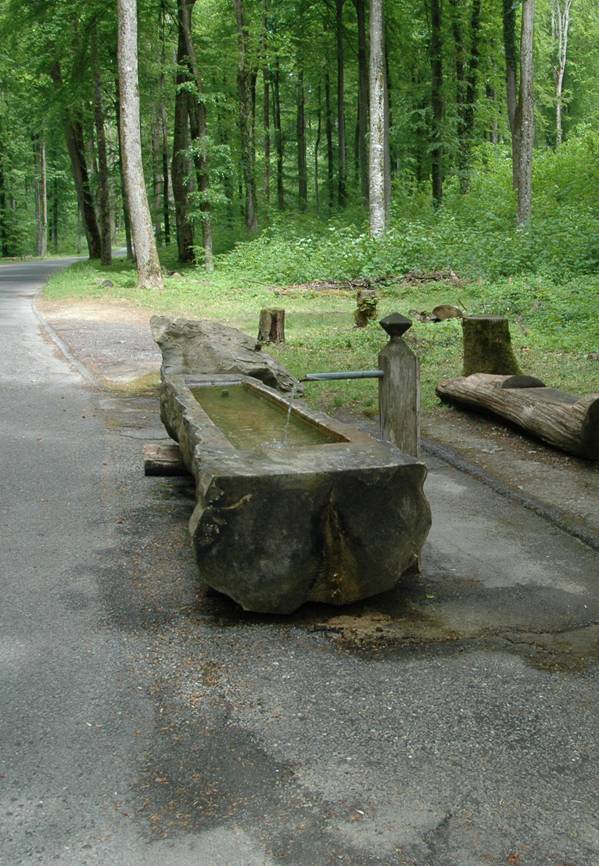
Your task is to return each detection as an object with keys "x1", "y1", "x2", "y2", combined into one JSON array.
[
  {"x1": 436, "y1": 373, "x2": 599, "y2": 460},
  {"x1": 462, "y1": 316, "x2": 521, "y2": 376},
  {"x1": 257, "y1": 308, "x2": 285, "y2": 344}
]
